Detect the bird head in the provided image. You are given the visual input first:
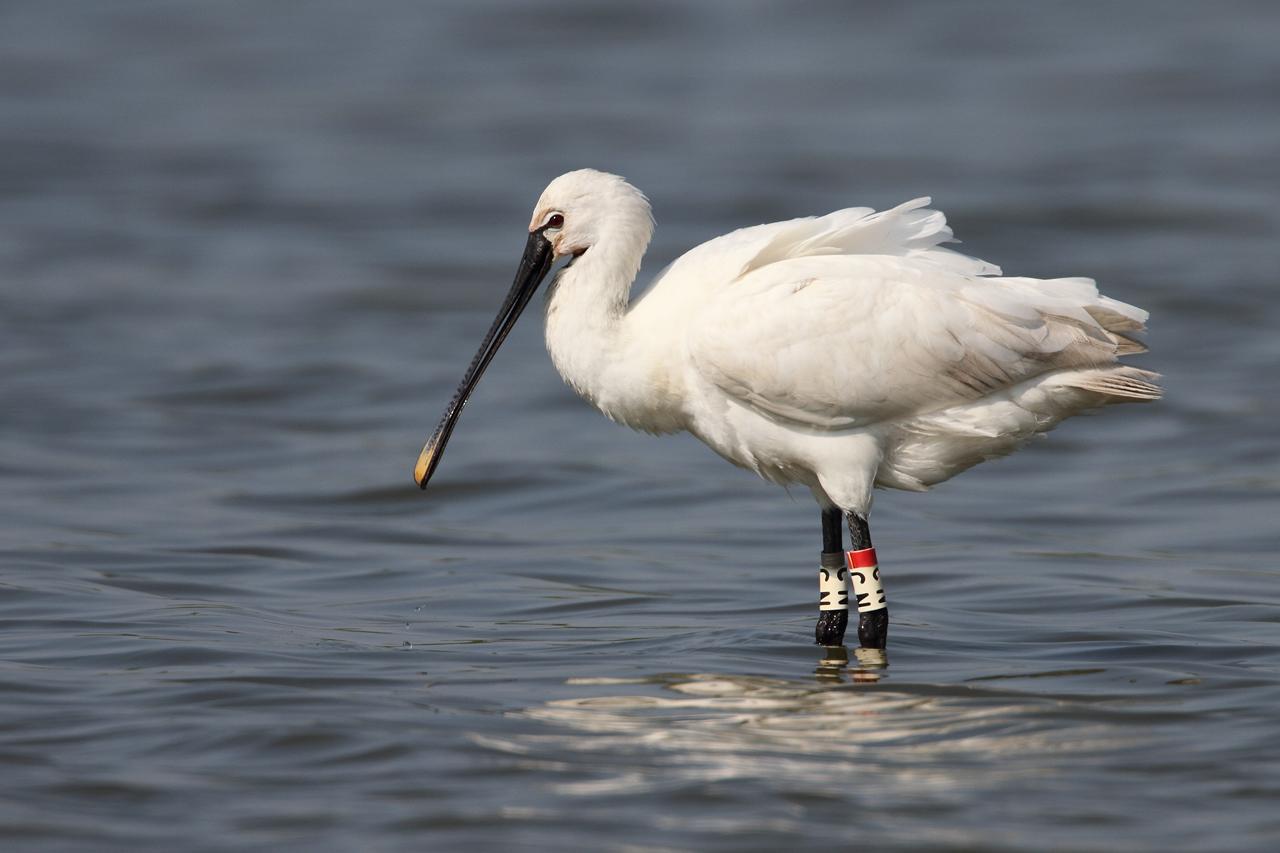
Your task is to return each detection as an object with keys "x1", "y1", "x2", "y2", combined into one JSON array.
[
  {"x1": 413, "y1": 169, "x2": 650, "y2": 489},
  {"x1": 527, "y1": 169, "x2": 654, "y2": 262}
]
